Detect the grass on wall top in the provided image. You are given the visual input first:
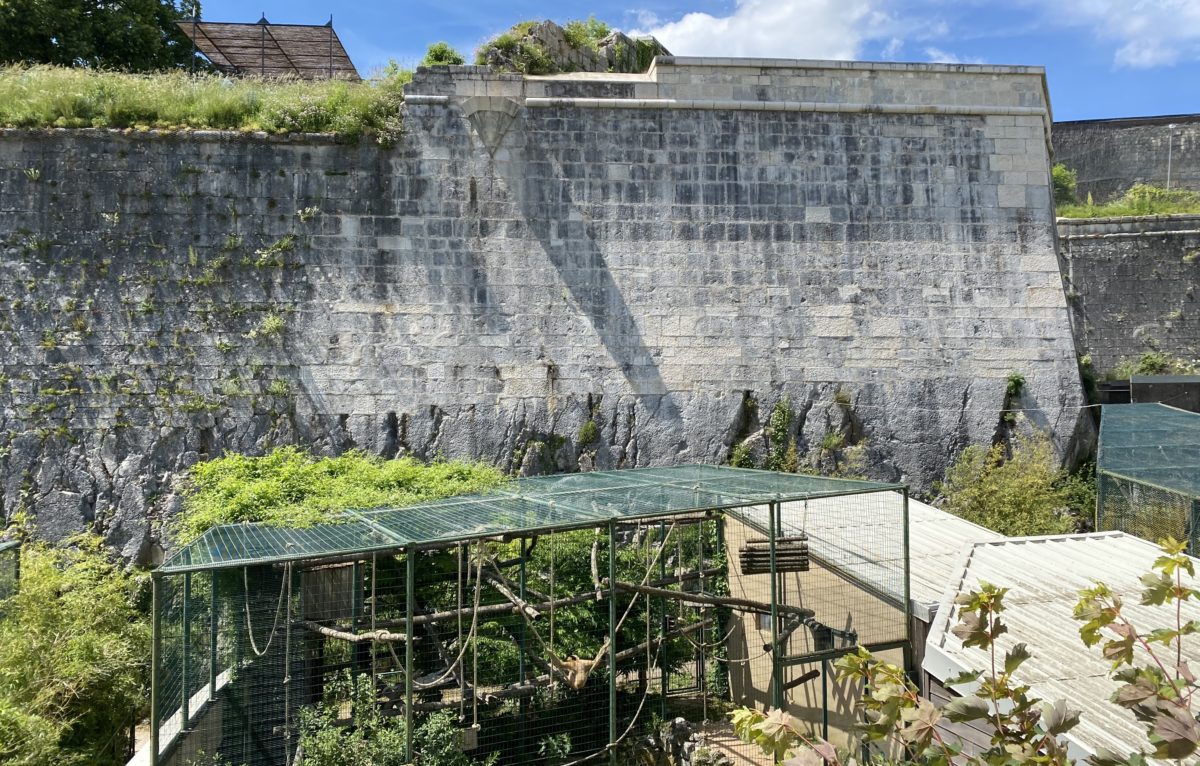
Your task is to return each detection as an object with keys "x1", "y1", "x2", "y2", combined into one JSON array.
[
  {"x1": 1057, "y1": 183, "x2": 1200, "y2": 218},
  {"x1": 0, "y1": 65, "x2": 411, "y2": 145}
]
